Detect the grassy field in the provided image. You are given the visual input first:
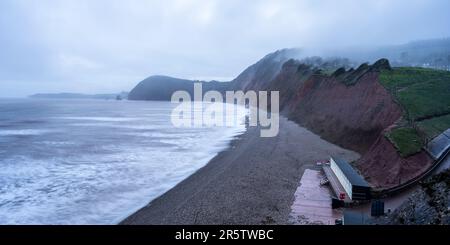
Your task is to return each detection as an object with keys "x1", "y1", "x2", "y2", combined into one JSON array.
[
  {"x1": 417, "y1": 114, "x2": 450, "y2": 140},
  {"x1": 380, "y1": 67, "x2": 450, "y2": 121},
  {"x1": 386, "y1": 127, "x2": 424, "y2": 157},
  {"x1": 380, "y1": 67, "x2": 450, "y2": 157}
]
